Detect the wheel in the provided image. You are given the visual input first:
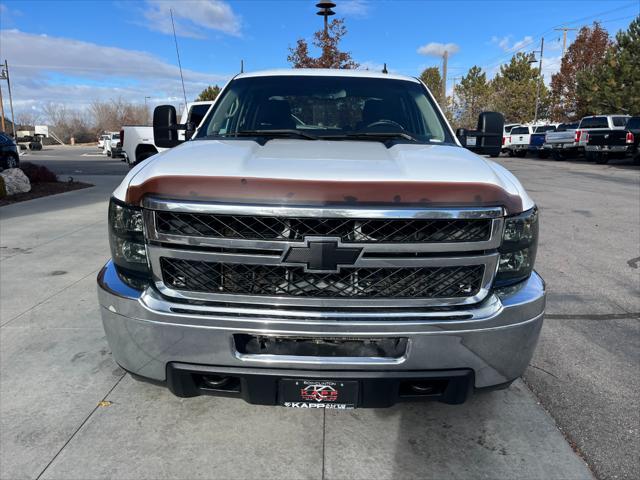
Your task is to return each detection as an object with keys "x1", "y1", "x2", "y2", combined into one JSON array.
[
  {"x1": 595, "y1": 153, "x2": 609, "y2": 164},
  {"x1": 106, "y1": 150, "x2": 111, "y2": 157},
  {"x1": 3, "y1": 154, "x2": 19, "y2": 169}
]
